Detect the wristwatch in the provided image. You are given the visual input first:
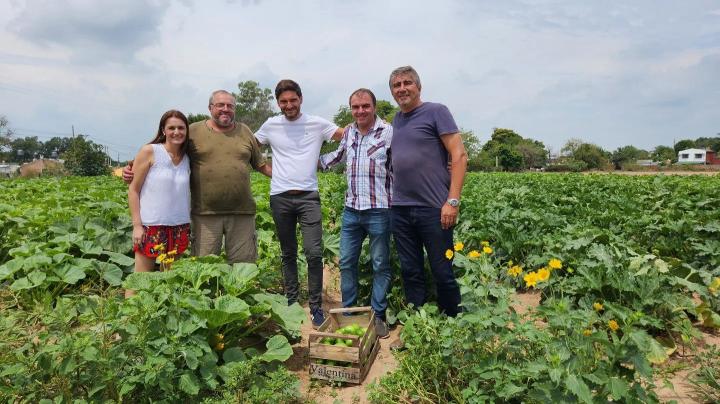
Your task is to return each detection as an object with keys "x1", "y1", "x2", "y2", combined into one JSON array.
[{"x1": 446, "y1": 198, "x2": 460, "y2": 207}]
